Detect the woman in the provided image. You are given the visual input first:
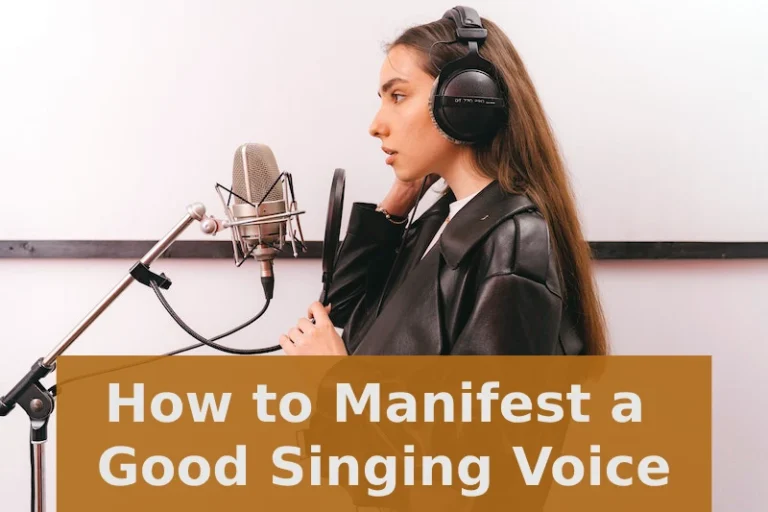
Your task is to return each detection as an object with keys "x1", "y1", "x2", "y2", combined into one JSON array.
[{"x1": 279, "y1": 7, "x2": 609, "y2": 357}]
